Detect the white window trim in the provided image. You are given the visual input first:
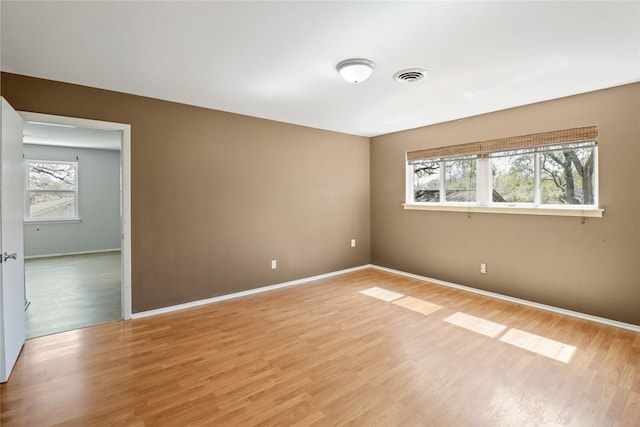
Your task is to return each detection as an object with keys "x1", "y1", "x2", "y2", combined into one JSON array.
[
  {"x1": 24, "y1": 159, "x2": 81, "y2": 222},
  {"x1": 403, "y1": 203, "x2": 603, "y2": 218},
  {"x1": 405, "y1": 147, "x2": 603, "y2": 218}
]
